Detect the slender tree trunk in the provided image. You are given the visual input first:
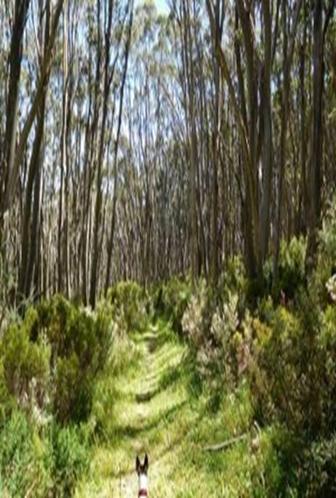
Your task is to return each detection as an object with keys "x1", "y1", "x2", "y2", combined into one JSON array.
[
  {"x1": 273, "y1": 0, "x2": 303, "y2": 287},
  {"x1": 259, "y1": 0, "x2": 273, "y2": 262},
  {"x1": 306, "y1": 0, "x2": 335, "y2": 270},
  {"x1": 105, "y1": 1, "x2": 133, "y2": 293},
  {"x1": 0, "y1": 0, "x2": 31, "y2": 250}
]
